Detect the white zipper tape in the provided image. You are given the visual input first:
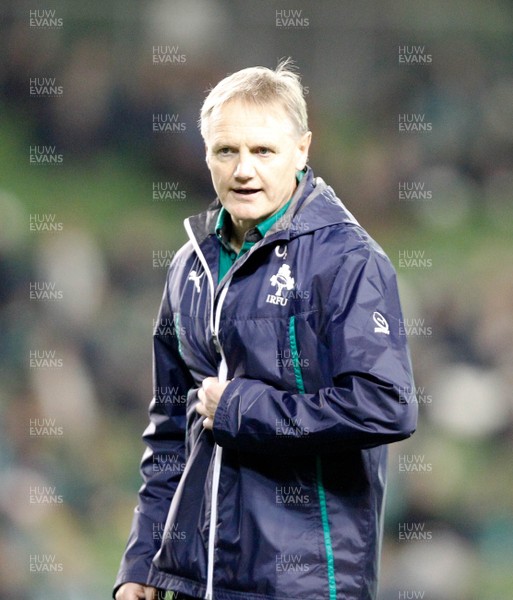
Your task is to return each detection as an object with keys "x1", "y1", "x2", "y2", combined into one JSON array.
[
  {"x1": 205, "y1": 291, "x2": 229, "y2": 600},
  {"x1": 184, "y1": 219, "x2": 216, "y2": 338},
  {"x1": 205, "y1": 436, "x2": 223, "y2": 600},
  {"x1": 184, "y1": 218, "x2": 231, "y2": 600}
]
